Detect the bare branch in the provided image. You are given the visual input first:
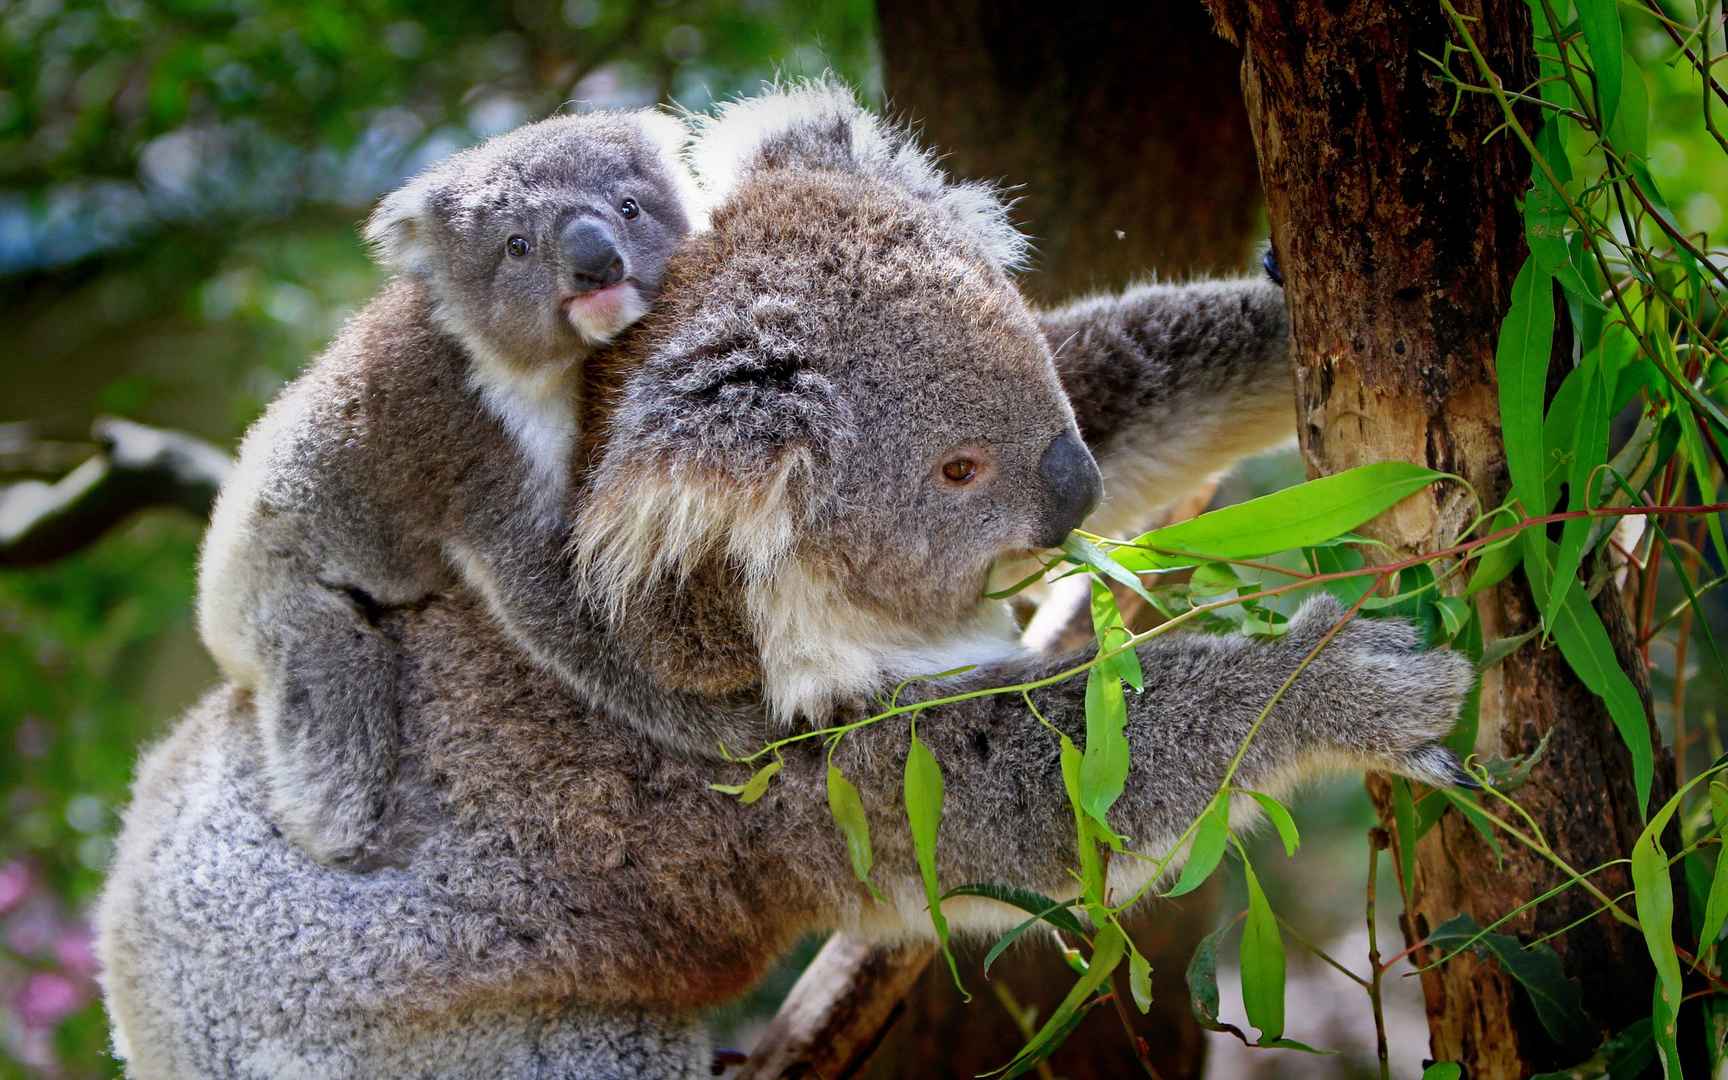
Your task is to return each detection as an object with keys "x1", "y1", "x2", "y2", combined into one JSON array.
[{"x1": 0, "y1": 417, "x2": 231, "y2": 567}]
